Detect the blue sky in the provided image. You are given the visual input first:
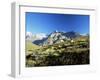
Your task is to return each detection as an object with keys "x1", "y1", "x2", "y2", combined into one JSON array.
[{"x1": 26, "y1": 12, "x2": 89, "y2": 35}]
